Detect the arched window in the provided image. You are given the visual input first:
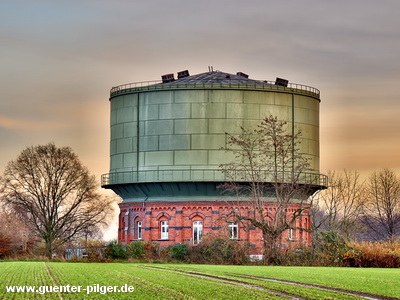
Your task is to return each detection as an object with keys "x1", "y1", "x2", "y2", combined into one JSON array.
[
  {"x1": 228, "y1": 222, "x2": 238, "y2": 239},
  {"x1": 192, "y1": 220, "x2": 203, "y2": 244},
  {"x1": 121, "y1": 217, "x2": 125, "y2": 241},
  {"x1": 137, "y1": 221, "x2": 142, "y2": 240},
  {"x1": 161, "y1": 221, "x2": 169, "y2": 240}
]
